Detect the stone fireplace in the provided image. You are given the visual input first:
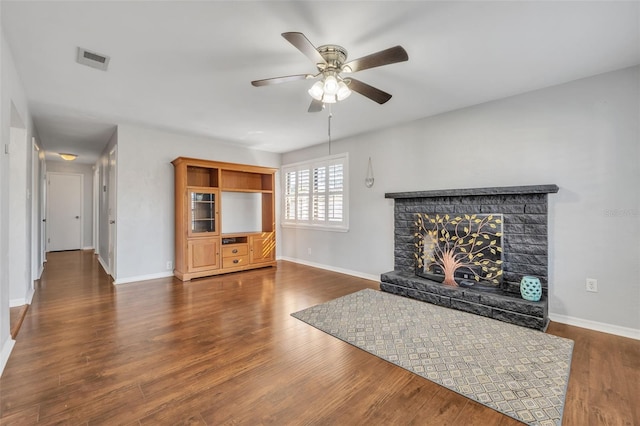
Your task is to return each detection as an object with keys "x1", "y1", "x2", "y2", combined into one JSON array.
[{"x1": 380, "y1": 185, "x2": 558, "y2": 330}]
